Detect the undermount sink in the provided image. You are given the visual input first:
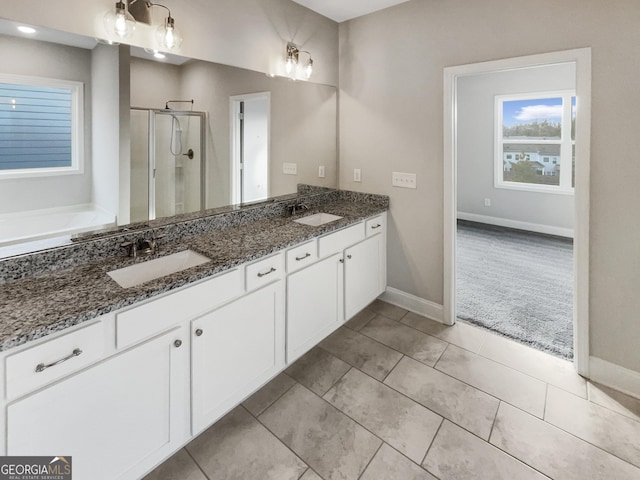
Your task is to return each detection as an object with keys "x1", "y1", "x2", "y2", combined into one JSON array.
[
  {"x1": 293, "y1": 213, "x2": 343, "y2": 227},
  {"x1": 108, "y1": 250, "x2": 211, "y2": 288}
]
